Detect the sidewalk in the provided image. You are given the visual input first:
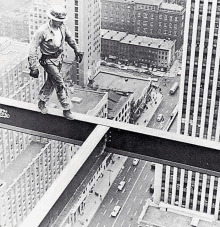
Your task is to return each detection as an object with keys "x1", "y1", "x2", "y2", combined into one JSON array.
[
  {"x1": 75, "y1": 155, "x2": 127, "y2": 227},
  {"x1": 136, "y1": 88, "x2": 163, "y2": 126}
]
